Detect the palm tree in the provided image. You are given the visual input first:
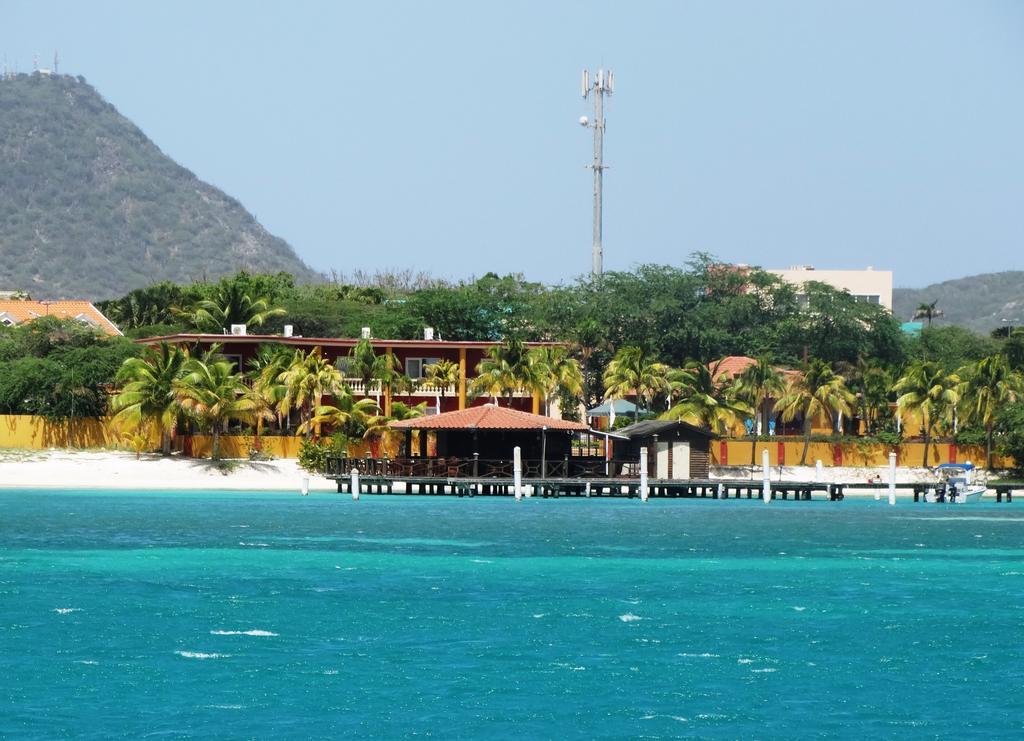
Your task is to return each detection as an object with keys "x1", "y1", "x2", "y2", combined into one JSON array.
[
  {"x1": 423, "y1": 358, "x2": 460, "y2": 411},
  {"x1": 958, "y1": 354, "x2": 1023, "y2": 468},
  {"x1": 732, "y1": 357, "x2": 786, "y2": 466},
  {"x1": 111, "y1": 342, "x2": 187, "y2": 455},
  {"x1": 363, "y1": 400, "x2": 427, "y2": 457},
  {"x1": 528, "y1": 346, "x2": 584, "y2": 415},
  {"x1": 733, "y1": 357, "x2": 785, "y2": 437},
  {"x1": 603, "y1": 346, "x2": 670, "y2": 422},
  {"x1": 172, "y1": 282, "x2": 286, "y2": 333},
  {"x1": 774, "y1": 360, "x2": 855, "y2": 465},
  {"x1": 277, "y1": 347, "x2": 344, "y2": 436},
  {"x1": 174, "y1": 357, "x2": 254, "y2": 460},
  {"x1": 663, "y1": 362, "x2": 751, "y2": 436},
  {"x1": 912, "y1": 300, "x2": 944, "y2": 327},
  {"x1": 246, "y1": 344, "x2": 293, "y2": 448},
  {"x1": 298, "y1": 386, "x2": 380, "y2": 437},
  {"x1": 470, "y1": 337, "x2": 541, "y2": 405},
  {"x1": 837, "y1": 356, "x2": 893, "y2": 434},
  {"x1": 892, "y1": 360, "x2": 960, "y2": 468}
]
